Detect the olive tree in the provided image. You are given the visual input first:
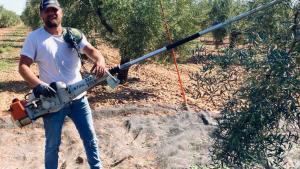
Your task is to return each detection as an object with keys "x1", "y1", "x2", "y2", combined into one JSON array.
[
  {"x1": 0, "y1": 6, "x2": 21, "y2": 28},
  {"x1": 210, "y1": 1, "x2": 300, "y2": 168},
  {"x1": 91, "y1": 0, "x2": 204, "y2": 82}
]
